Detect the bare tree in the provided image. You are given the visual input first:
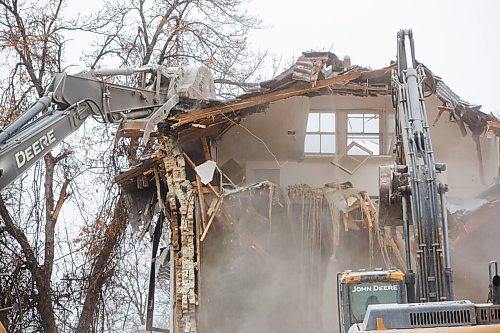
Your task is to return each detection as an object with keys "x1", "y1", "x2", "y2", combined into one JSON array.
[
  {"x1": 0, "y1": 0, "x2": 130, "y2": 332},
  {"x1": 82, "y1": 0, "x2": 266, "y2": 330},
  {"x1": 0, "y1": 0, "x2": 265, "y2": 332},
  {"x1": 84, "y1": 0, "x2": 265, "y2": 97},
  {"x1": 0, "y1": 0, "x2": 76, "y2": 329}
]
